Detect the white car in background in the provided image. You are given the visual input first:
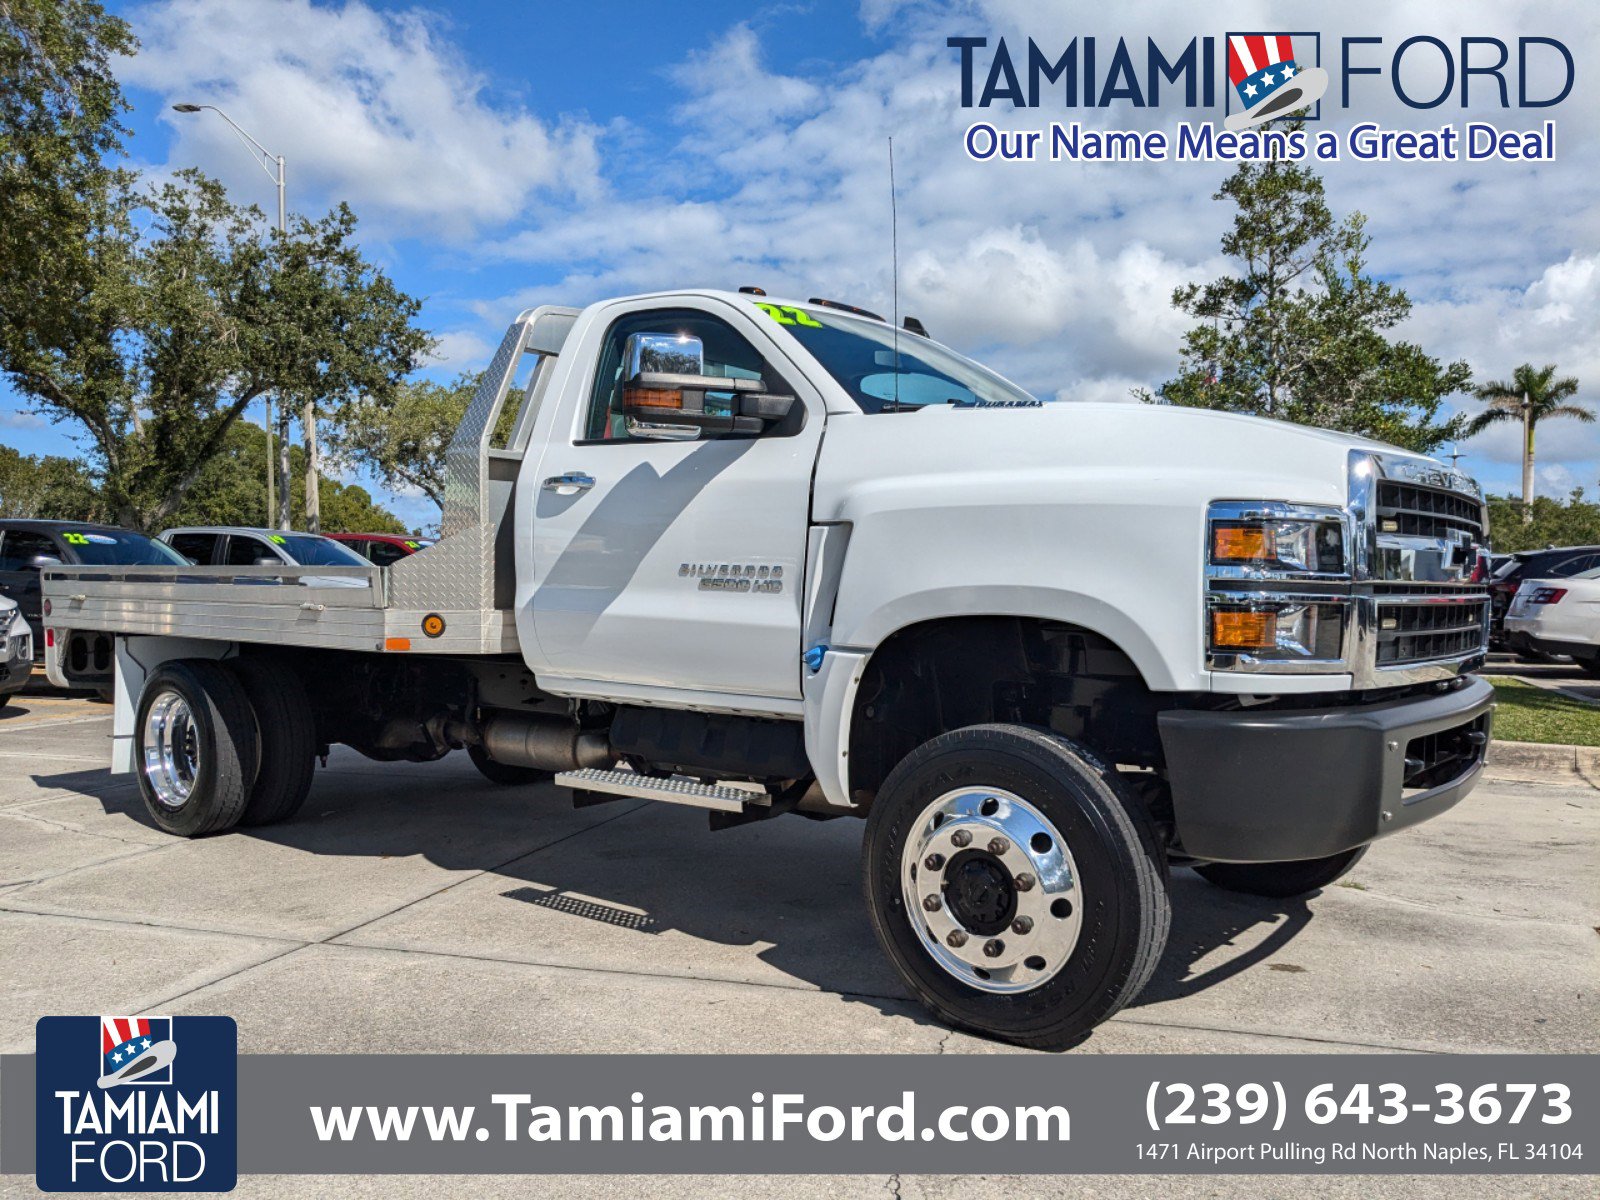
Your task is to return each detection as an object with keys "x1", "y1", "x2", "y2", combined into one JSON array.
[
  {"x1": 1504, "y1": 566, "x2": 1600, "y2": 676},
  {"x1": 0, "y1": 594, "x2": 34, "y2": 710}
]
